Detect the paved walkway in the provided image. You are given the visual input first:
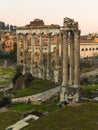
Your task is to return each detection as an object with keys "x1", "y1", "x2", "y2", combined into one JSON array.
[{"x1": 12, "y1": 86, "x2": 60, "y2": 104}]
